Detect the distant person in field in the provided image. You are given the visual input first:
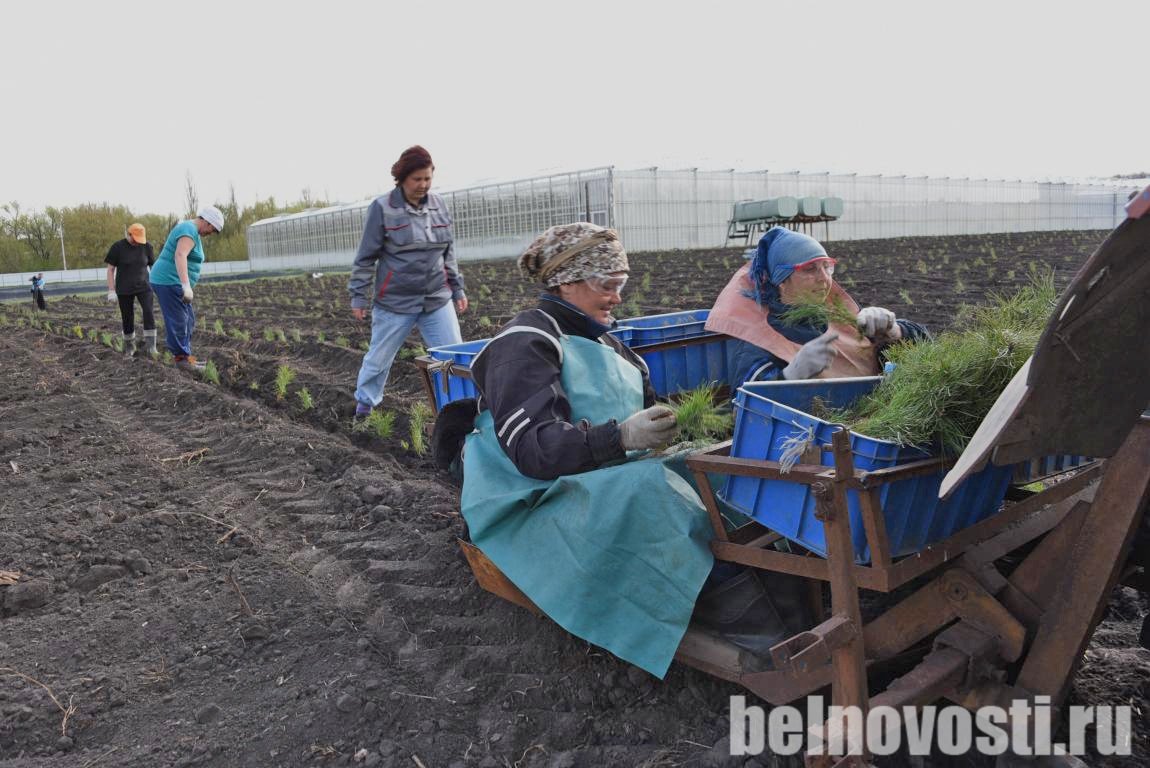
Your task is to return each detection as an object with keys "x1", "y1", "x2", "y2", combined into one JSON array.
[
  {"x1": 348, "y1": 145, "x2": 467, "y2": 420},
  {"x1": 707, "y1": 227, "x2": 929, "y2": 385},
  {"x1": 29, "y1": 273, "x2": 46, "y2": 311},
  {"x1": 150, "y1": 205, "x2": 225, "y2": 371},
  {"x1": 442, "y1": 222, "x2": 810, "y2": 681},
  {"x1": 105, "y1": 223, "x2": 157, "y2": 357}
]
